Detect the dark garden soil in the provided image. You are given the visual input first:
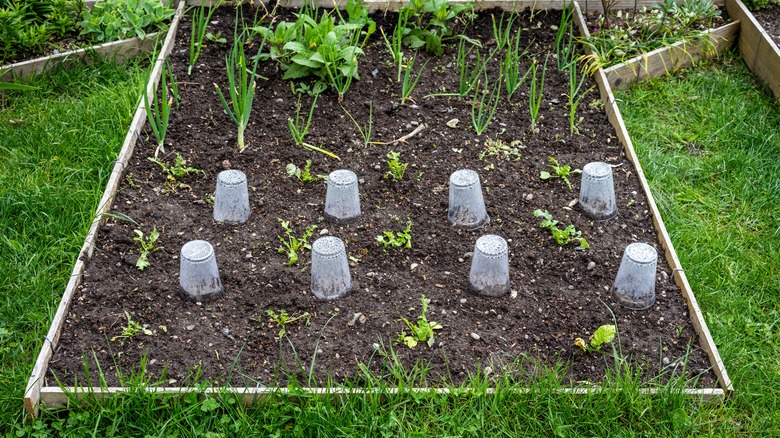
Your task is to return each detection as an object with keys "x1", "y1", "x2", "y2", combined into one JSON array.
[
  {"x1": 48, "y1": 4, "x2": 718, "y2": 389},
  {"x1": 753, "y1": 4, "x2": 780, "y2": 47}
]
